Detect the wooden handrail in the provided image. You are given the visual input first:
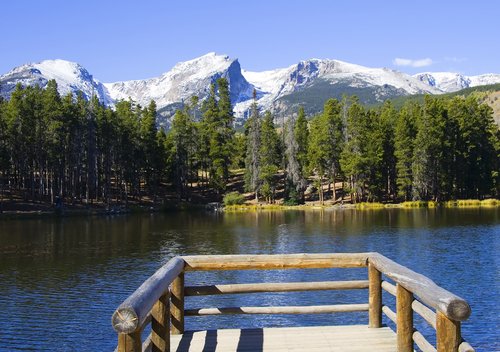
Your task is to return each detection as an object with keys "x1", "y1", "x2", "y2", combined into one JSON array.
[
  {"x1": 182, "y1": 253, "x2": 371, "y2": 270},
  {"x1": 184, "y1": 280, "x2": 369, "y2": 296},
  {"x1": 112, "y1": 257, "x2": 185, "y2": 334},
  {"x1": 112, "y1": 252, "x2": 474, "y2": 352},
  {"x1": 185, "y1": 303, "x2": 369, "y2": 316},
  {"x1": 369, "y1": 253, "x2": 471, "y2": 321}
]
